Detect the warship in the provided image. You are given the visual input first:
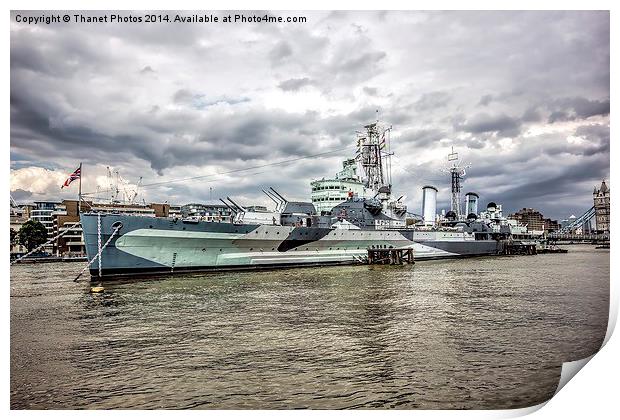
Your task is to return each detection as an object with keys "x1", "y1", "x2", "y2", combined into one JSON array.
[{"x1": 81, "y1": 122, "x2": 513, "y2": 278}]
